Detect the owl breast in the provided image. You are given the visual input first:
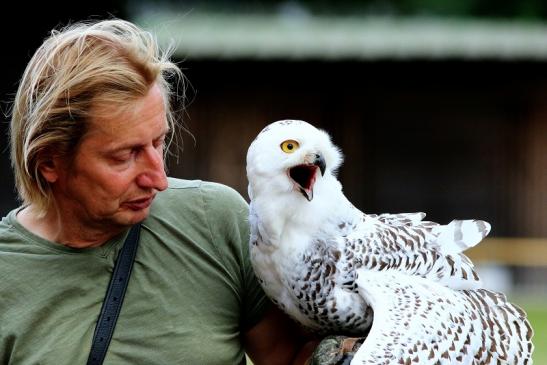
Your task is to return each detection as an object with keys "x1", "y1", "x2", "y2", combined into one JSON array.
[
  {"x1": 286, "y1": 245, "x2": 373, "y2": 334},
  {"x1": 253, "y1": 238, "x2": 373, "y2": 335}
]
